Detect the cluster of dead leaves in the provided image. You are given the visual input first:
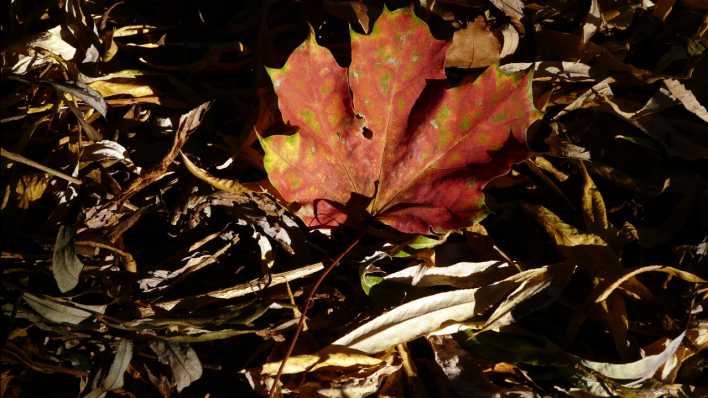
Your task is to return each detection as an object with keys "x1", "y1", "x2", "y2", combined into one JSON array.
[{"x1": 1, "y1": 1, "x2": 707, "y2": 397}]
